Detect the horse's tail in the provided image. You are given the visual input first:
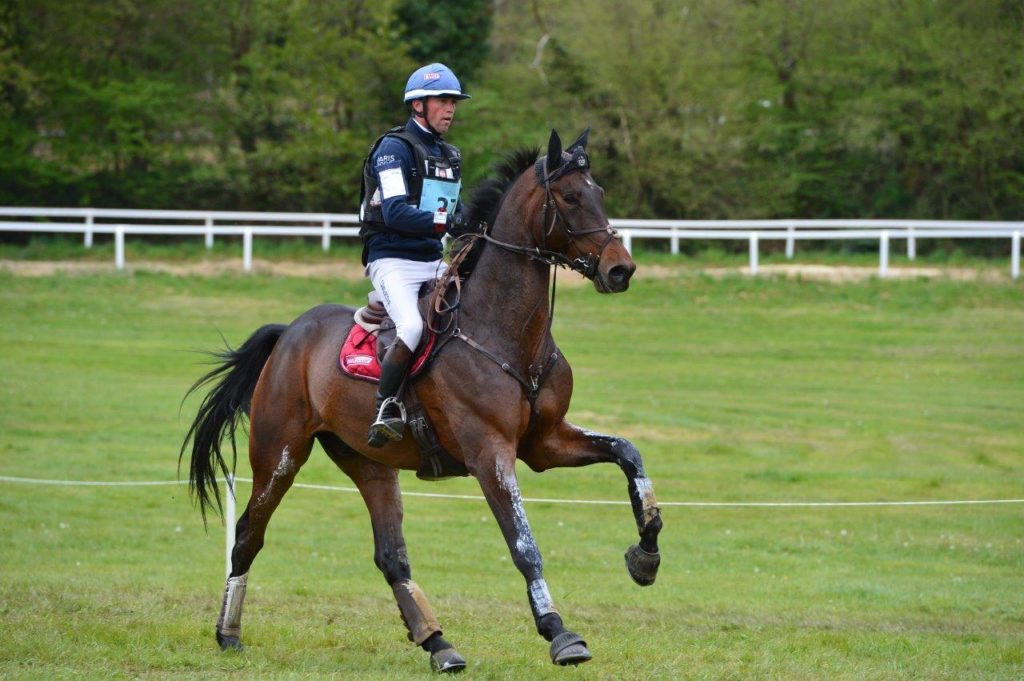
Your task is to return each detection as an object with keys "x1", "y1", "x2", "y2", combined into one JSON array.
[{"x1": 179, "y1": 323, "x2": 288, "y2": 524}]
